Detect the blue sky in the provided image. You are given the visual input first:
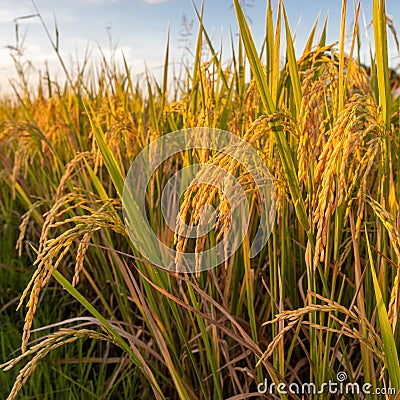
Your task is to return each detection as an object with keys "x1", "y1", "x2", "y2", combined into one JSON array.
[{"x1": 1, "y1": 0, "x2": 400, "y2": 94}]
